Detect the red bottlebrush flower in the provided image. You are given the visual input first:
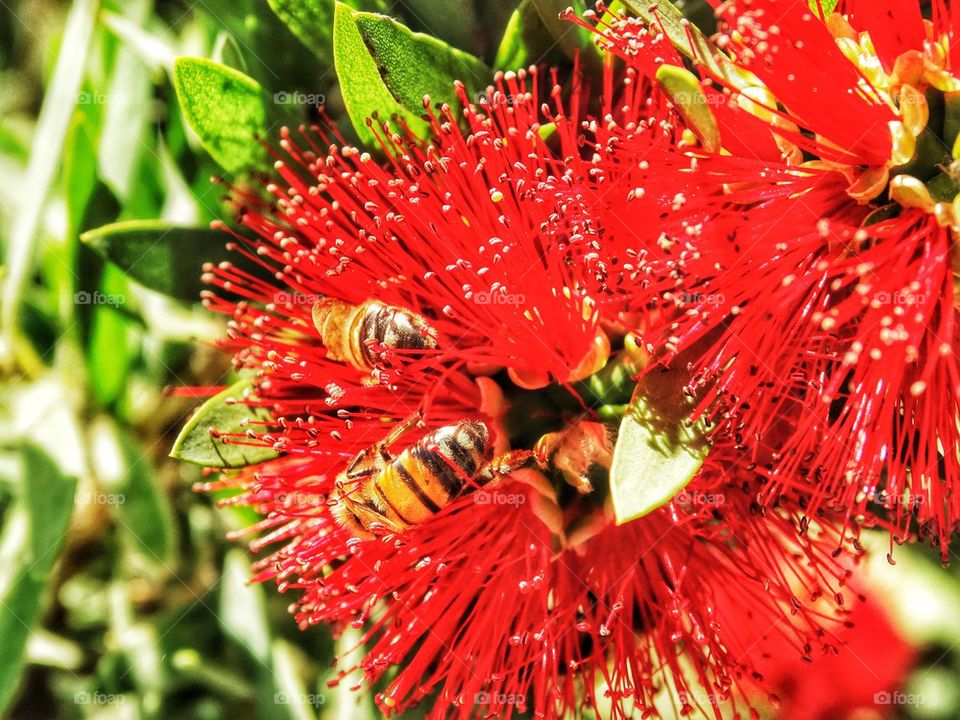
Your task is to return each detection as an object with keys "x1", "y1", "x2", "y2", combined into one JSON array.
[
  {"x1": 733, "y1": 585, "x2": 915, "y2": 720},
  {"x1": 205, "y1": 451, "x2": 855, "y2": 719},
  {"x1": 577, "y1": 1, "x2": 960, "y2": 558},
  {"x1": 206, "y1": 72, "x2": 613, "y2": 394},
  {"x1": 193, "y1": 69, "x2": 861, "y2": 718}
]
